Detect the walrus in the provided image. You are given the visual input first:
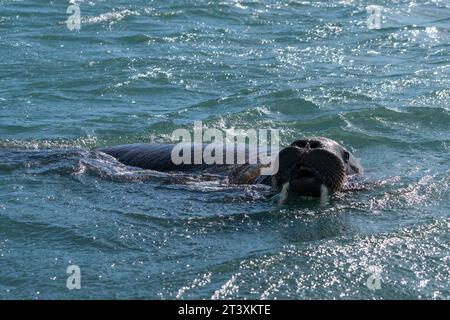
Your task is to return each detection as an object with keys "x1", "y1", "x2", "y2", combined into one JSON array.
[{"x1": 97, "y1": 137, "x2": 362, "y2": 199}]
